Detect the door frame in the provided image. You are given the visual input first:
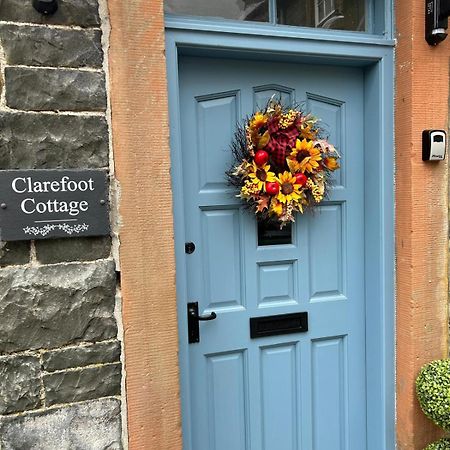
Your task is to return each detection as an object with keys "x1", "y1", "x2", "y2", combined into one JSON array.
[{"x1": 166, "y1": 17, "x2": 395, "y2": 450}]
